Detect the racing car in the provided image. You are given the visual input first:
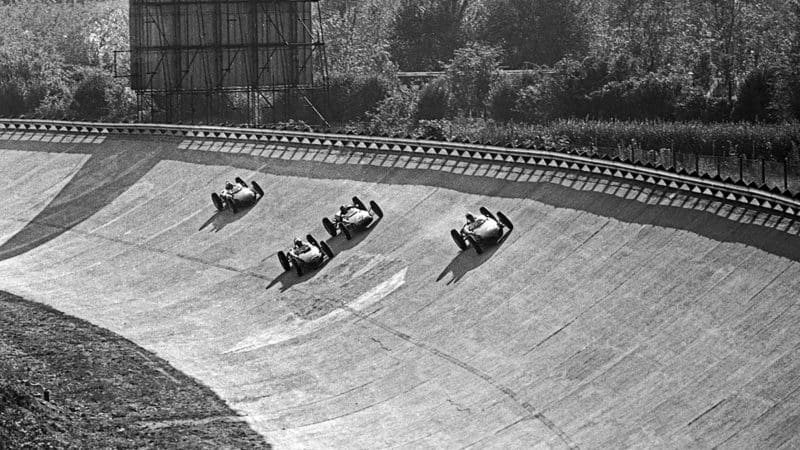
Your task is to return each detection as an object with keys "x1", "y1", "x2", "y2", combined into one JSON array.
[
  {"x1": 322, "y1": 196, "x2": 384, "y2": 240},
  {"x1": 277, "y1": 234, "x2": 335, "y2": 276},
  {"x1": 211, "y1": 177, "x2": 264, "y2": 213},
  {"x1": 450, "y1": 206, "x2": 513, "y2": 254}
]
